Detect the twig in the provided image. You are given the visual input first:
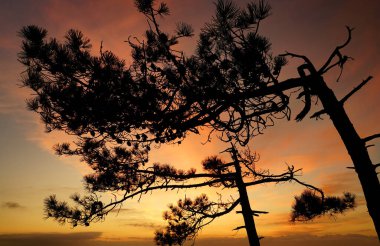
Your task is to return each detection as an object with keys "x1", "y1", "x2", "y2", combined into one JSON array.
[
  {"x1": 311, "y1": 76, "x2": 373, "y2": 119},
  {"x1": 233, "y1": 226, "x2": 245, "y2": 231},
  {"x1": 310, "y1": 109, "x2": 326, "y2": 119},
  {"x1": 252, "y1": 210, "x2": 269, "y2": 214}
]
